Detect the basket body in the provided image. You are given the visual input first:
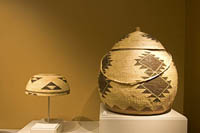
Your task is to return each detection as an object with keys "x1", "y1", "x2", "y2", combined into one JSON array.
[{"x1": 98, "y1": 29, "x2": 178, "y2": 115}]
